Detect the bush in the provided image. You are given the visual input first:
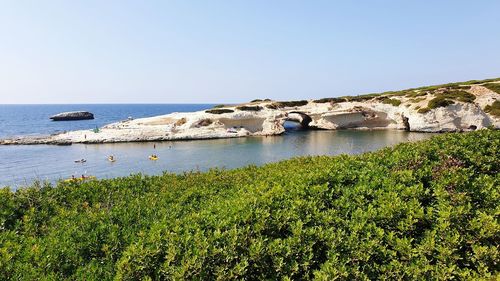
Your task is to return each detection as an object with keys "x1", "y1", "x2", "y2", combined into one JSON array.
[
  {"x1": 437, "y1": 90, "x2": 476, "y2": 103},
  {"x1": 236, "y1": 105, "x2": 263, "y2": 111},
  {"x1": 270, "y1": 100, "x2": 309, "y2": 108},
  {"x1": 313, "y1": 97, "x2": 347, "y2": 103},
  {"x1": 484, "y1": 100, "x2": 500, "y2": 117},
  {"x1": 344, "y1": 95, "x2": 378, "y2": 102},
  {"x1": 405, "y1": 91, "x2": 428, "y2": 98},
  {"x1": 417, "y1": 107, "x2": 430, "y2": 114},
  {"x1": 250, "y1": 99, "x2": 263, "y2": 103},
  {"x1": 409, "y1": 97, "x2": 426, "y2": 103},
  {"x1": 206, "y1": 109, "x2": 234, "y2": 114},
  {"x1": 212, "y1": 104, "x2": 227, "y2": 109},
  {"x1": 427, "y1": 96, "x2": 454, "y2": 109},
  {"x1": 1, "y1": 130, "x2": 499, "y2": 280},
  {"x1": 483, "y1": 83, "x2": 500, "y2": 94},
  {"x1": 380, "y1": 98, "x2": 402, "y2": 106}
]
